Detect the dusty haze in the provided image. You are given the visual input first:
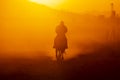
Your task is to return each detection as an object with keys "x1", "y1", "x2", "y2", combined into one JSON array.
[{"x1": 0, "y1": 0, "x2": 120, "y2": 59}]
